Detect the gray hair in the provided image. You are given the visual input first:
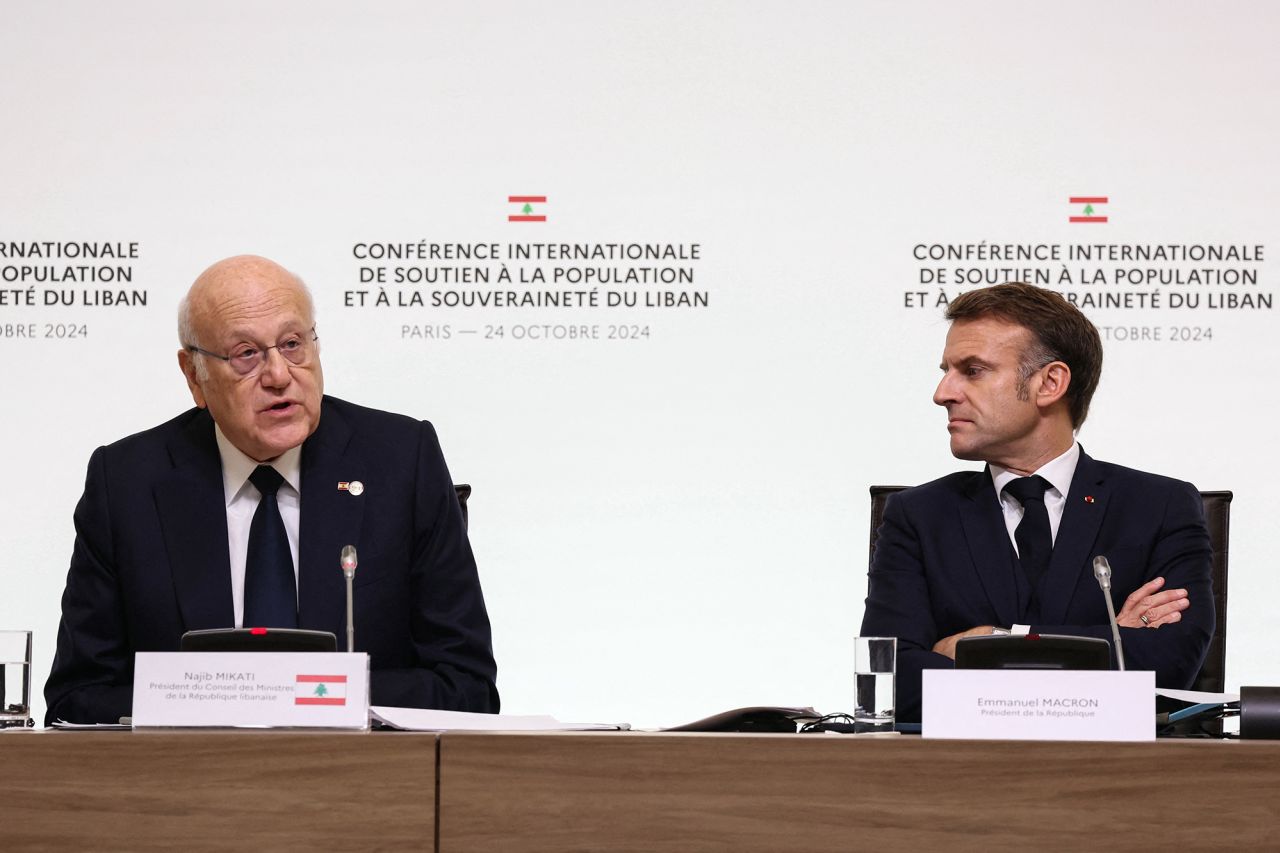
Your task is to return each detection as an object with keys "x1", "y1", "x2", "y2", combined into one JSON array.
[{"x1": 177, "y1": 293, "x2": 210, "y2": 380}]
